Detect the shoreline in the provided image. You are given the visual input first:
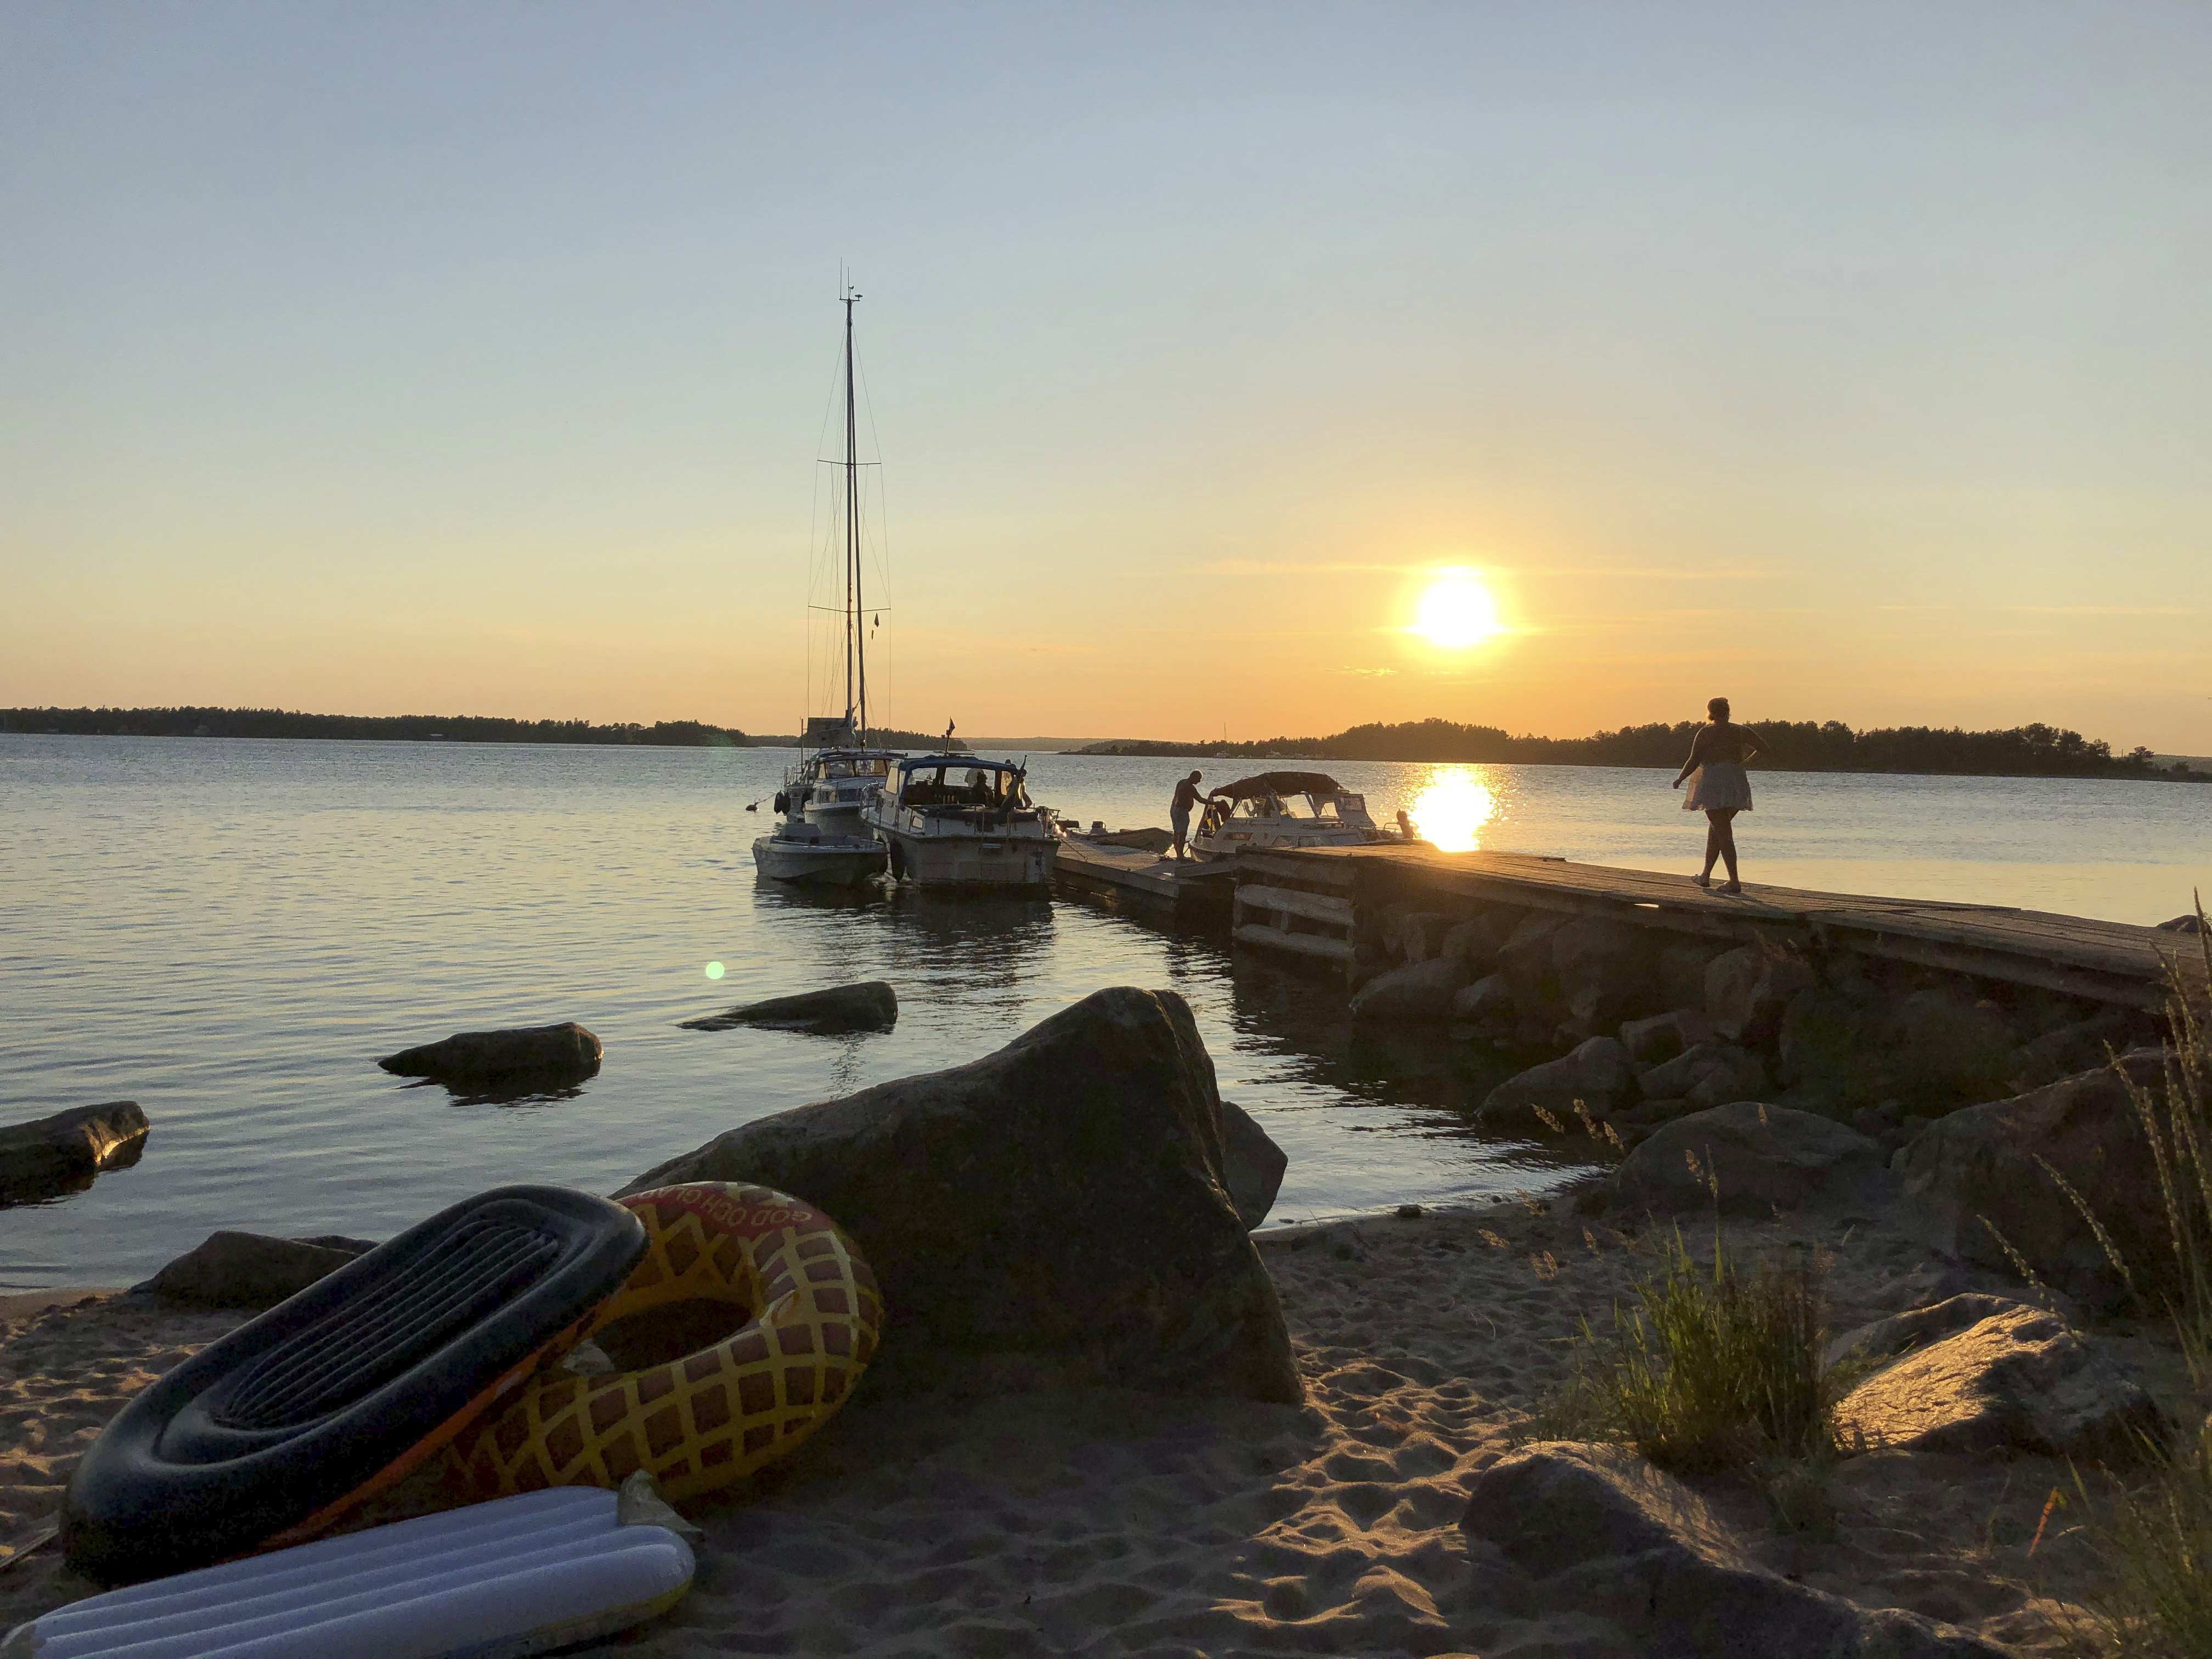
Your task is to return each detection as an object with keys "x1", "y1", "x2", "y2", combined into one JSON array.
[{"x1": 1, "y1": 1193, "x2": 2154, "y2": 1654}]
